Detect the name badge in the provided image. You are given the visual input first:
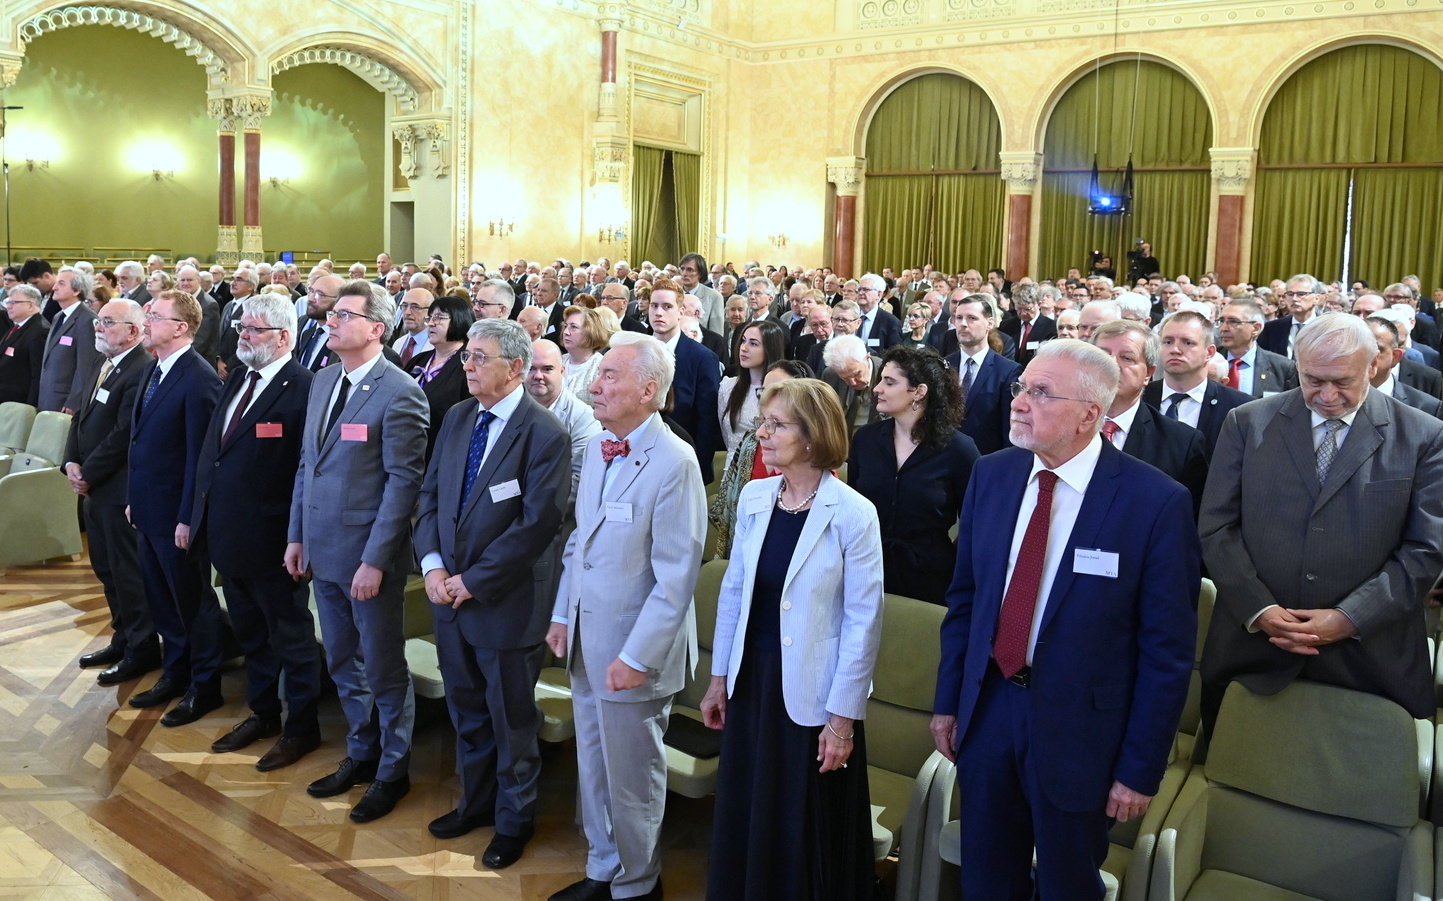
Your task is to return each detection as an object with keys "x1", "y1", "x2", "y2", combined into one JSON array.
[
  {"x1": 604, "y1": 501, "x2": 633, "y2": 523},
  {"x1": 865, "y1": 337, "x2": 880, "y2": 347},
  {"x1": 3, "y1": 347, "x2": 12, "y2": 357},
  {"x1": 340, "y1": 423, "x2": 368, "y2": 442},
  {"x1": 745, "y1": 492, "x2": 772, "y2": 516},
  {"x1": 59, "y1": 335, "x2": 73, "y2": 346},
  {"x1": 256, "y1": 423, "x2": 283, "y2": 438},
  {"x1": 95, "y1": 388, "x2": 110, "y2": 404},
  {"x1": 489, "y1": 478, "x2": 522, "y2": 502},
  {"x1": 1026, "y1": 341, "x2": 1040, "y2": 351},
  {"x1": 1073, "y1": 548, "x2": 1120, "y2": 579}
]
